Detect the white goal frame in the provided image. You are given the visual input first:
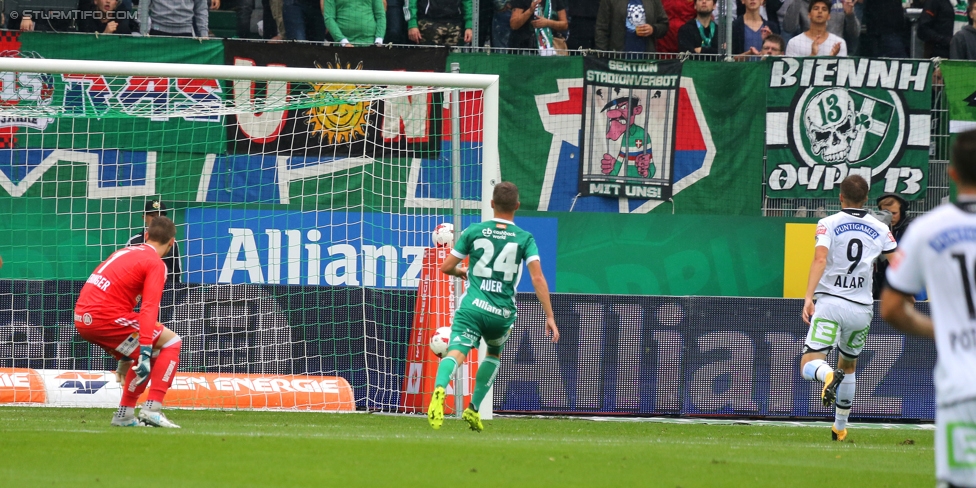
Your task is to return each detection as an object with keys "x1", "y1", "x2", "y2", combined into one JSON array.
[{"x1": 0, "y1": 56, "x2": 501, "y2": 419}]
